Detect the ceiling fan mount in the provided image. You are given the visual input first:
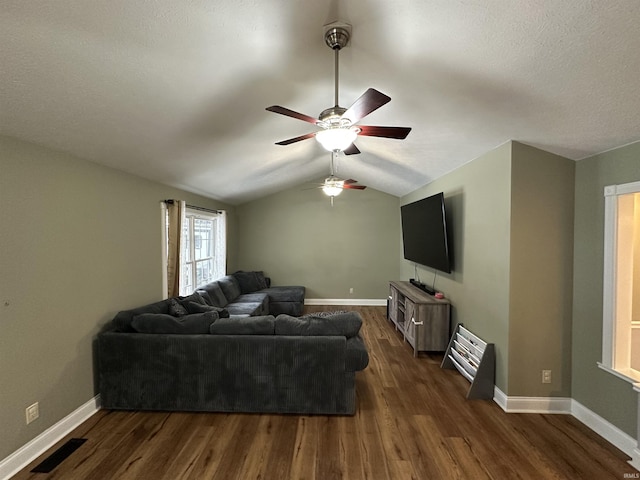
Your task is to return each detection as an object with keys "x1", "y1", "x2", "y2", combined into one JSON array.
[
  {"x1": 266, "y1": 21, "x2": 411, "y2": 154},
  {"x1": 323, "y1": 23, "x2": 351, "y2": 51}
]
